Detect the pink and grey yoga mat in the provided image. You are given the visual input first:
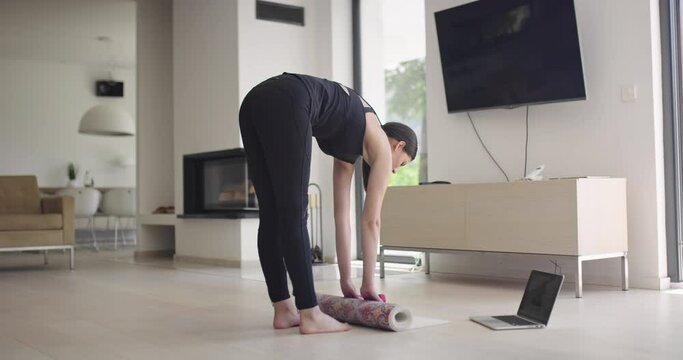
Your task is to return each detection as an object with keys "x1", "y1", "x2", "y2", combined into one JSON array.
[{"x1": 317, "y1": 294, "x2": 413, "y2": 331}]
